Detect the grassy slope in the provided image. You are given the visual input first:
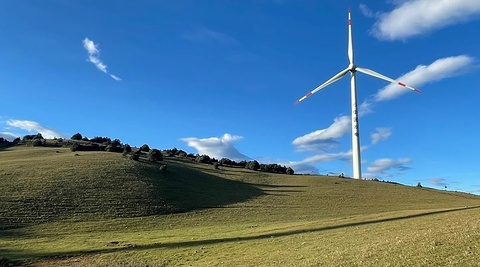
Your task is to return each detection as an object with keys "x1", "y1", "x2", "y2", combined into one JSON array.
[{"x1": 1, "y1": 146, "x2": 479, "y2": 266}]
